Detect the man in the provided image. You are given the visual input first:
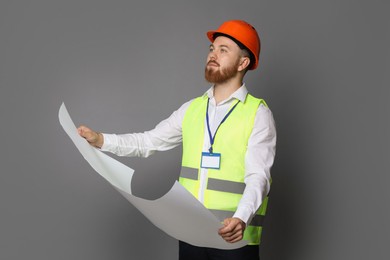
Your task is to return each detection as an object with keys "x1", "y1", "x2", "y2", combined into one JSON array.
[{"x1": 78, "y1": 20, "x2": 276, "y2": 260}]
